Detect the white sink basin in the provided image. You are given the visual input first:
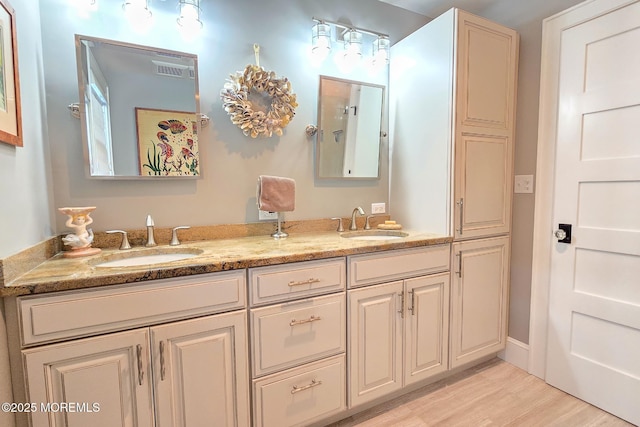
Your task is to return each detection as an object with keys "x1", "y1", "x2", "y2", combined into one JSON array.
[
  {"x1": 340, "y1": 230, "x2": 409, "y2": 241},
  {"x1": 92, "y1": 248, "x2": 203, "y2": 268}
]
